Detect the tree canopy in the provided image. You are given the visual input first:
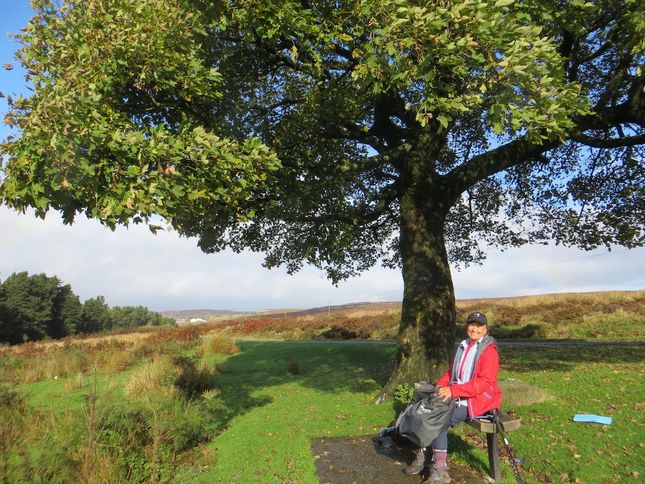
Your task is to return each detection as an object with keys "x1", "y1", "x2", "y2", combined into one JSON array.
[{"x1": 1, "y1": 0, "x2": 643, "y2": 391}]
